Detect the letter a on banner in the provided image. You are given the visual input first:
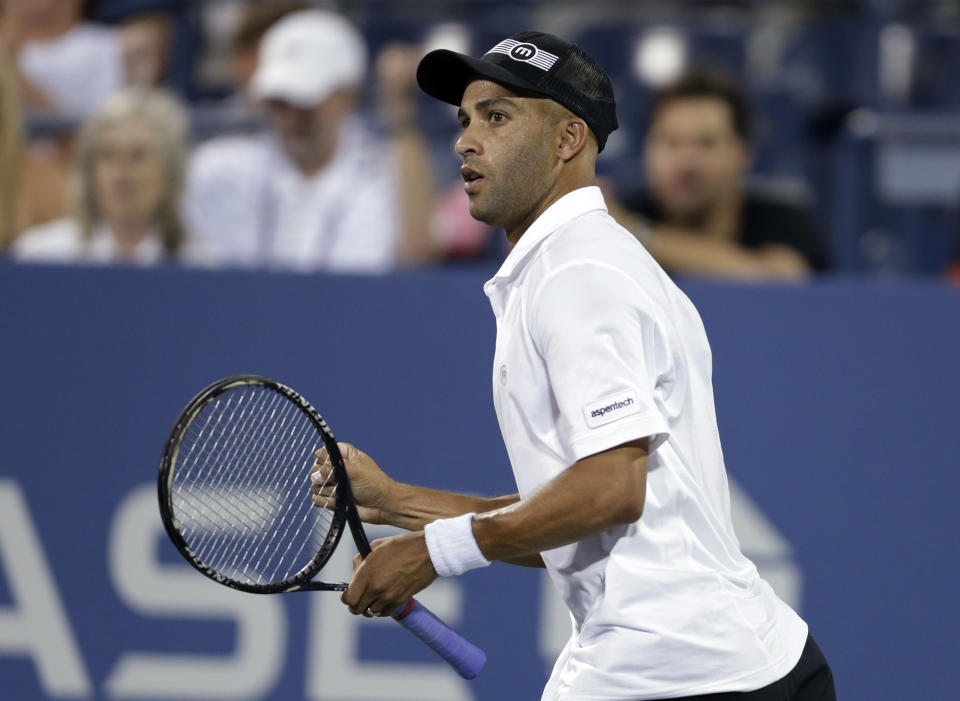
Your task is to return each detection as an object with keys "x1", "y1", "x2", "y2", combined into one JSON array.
[{"x1": 0, "y1": 480, "x2": 93, "y2": 697}]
